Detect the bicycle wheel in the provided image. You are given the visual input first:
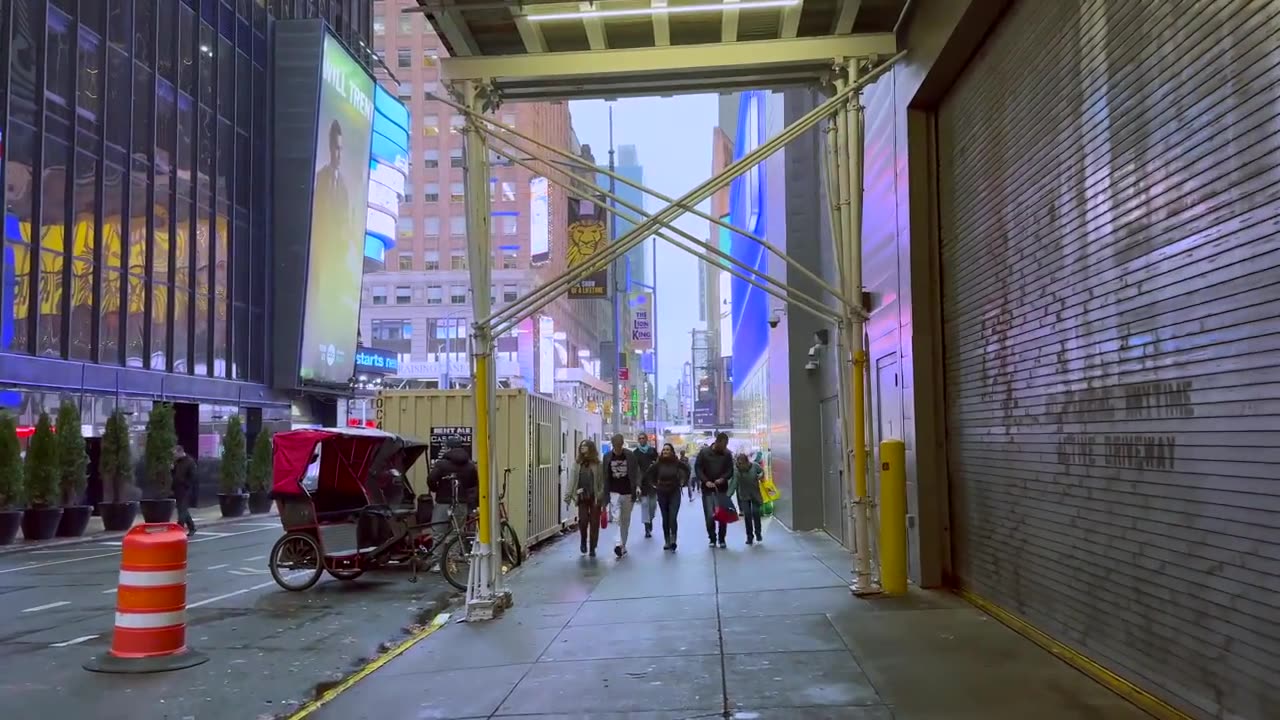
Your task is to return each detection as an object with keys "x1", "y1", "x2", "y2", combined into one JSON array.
[
  {"x1": 439, "y1": 533, "x2": 474, "y2": 591},
  {"x1": 501, "y1": 522, "x2": 524, "y2": 568},
  {"x1": 269, "y1": 532, "x2": 323, "y2": 591}
]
